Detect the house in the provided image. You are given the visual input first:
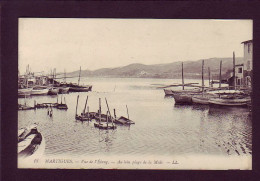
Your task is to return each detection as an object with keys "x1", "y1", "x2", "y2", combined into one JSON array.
[
  {"x1": 241, "y1": 40, "x2": 253, "y2": 87},
  {"x1": 227, "y1": 40, "x2": 252, "y2": 89},
  {"x1": 235, "y1": 64, "x2": 244, "y2": 86}
]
